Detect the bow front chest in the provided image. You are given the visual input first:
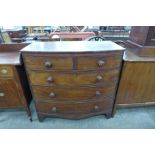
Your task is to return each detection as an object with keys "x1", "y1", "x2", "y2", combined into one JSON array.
[{"x1": 21, "y1": 41, "x2": 124, "y2": 121}]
